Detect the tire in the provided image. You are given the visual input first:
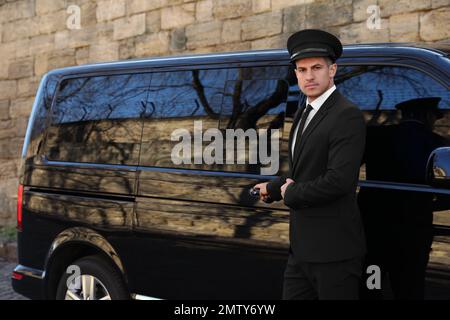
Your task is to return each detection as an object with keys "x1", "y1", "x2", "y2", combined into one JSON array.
[{"x1": 56, "y1": 255, "x2": 129, "y2": 300}]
